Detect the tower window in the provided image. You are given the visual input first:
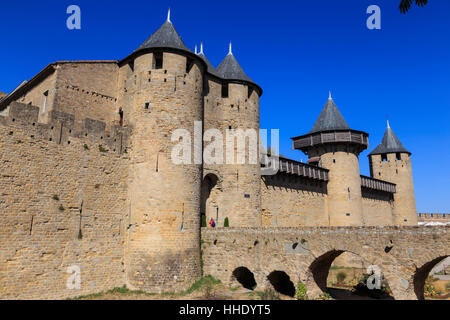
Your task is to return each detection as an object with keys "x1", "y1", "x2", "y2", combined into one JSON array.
[
  {"x1": 118, "y1": 108, "x2": 124, "y2": 127},
  {"x1": 396, "y1": 153, "x2": 402, "y2": 160},
  {"x1": 381, "y1": 154, "x2": 388, "y2": 162},
  {"x1": 153, "y1": 52, "x2": 163, "y2": 69},
  {"x1": 221, "y1": 83, "x2": 229, "y2": 98},
  {"x1": 42, "y1": 90, "x2": 49, "y2": 113},
  {"x1": 145, "y1": 103, "x2": 150, "y2": 109}
]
